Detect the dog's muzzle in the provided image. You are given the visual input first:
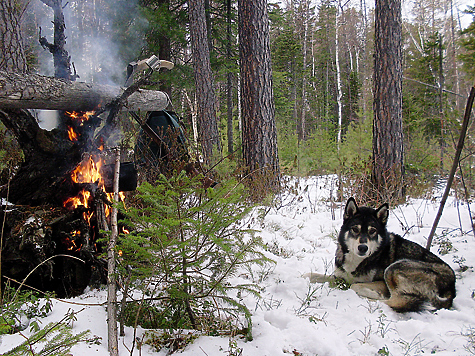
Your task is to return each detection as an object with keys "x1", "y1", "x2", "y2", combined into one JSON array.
[{"x1": 357, "y1": 244, "x2": 368, "y2": 255}]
